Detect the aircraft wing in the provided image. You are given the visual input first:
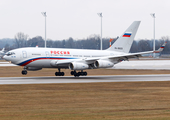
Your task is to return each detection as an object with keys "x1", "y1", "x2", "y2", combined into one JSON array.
[
  {"x1": 55, "y1": 51, "x2": 153, "y2": 65},
  {"x1": 107, "y1": 42, "x2": 167, "y2": 61},
  {"x1": 55, "y1": 42, "x2": 166, "y2": 65},
  {"x1": 107, "y1": 51, "x2": 153, "y2": 61}
]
